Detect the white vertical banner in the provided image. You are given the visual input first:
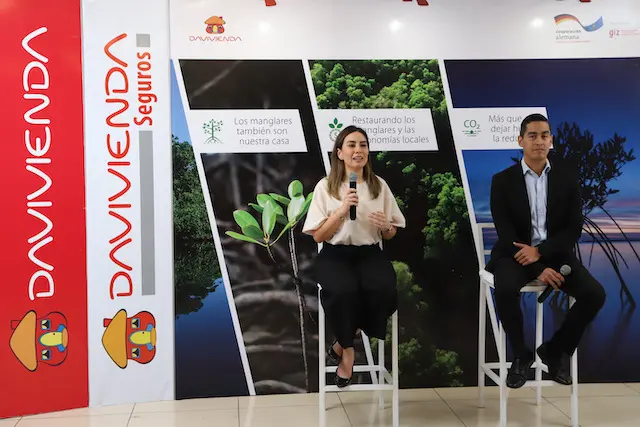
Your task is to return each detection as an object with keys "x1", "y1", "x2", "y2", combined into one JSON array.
[{"x1": 82, "y1": 0, "x2": 174, "y2": 405}]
